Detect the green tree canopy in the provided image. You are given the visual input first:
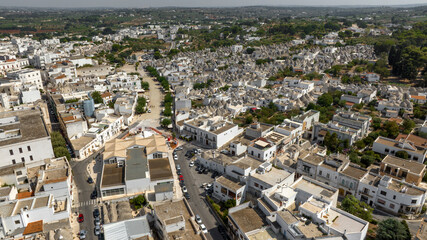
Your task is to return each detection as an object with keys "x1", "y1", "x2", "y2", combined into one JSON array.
[
  {"x1": 91, "y1": 91, "x2": 103, "y2": 104},
  {"x1": 317, "y1": 93, "x2": 333, "y2": 107},
  {"x1": 376, "y1": 219, "x2": 411, "y2": 240},
  {"x1": 340, "y1": 195, "x2": 373, "y2": 222},
  {"x1": 161, "y1": 118, "x2": 171, "y2": 128}
]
